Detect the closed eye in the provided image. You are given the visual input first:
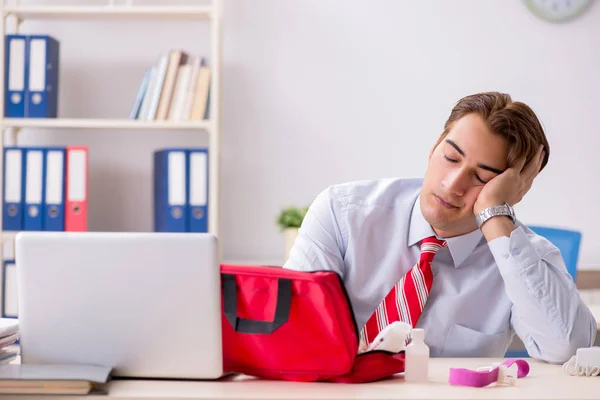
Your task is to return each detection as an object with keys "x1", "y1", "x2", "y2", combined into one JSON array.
[
  {"x1": 445, "y1": 156, "x2": 488, "y2": 184},
  {"x1": 475, "y1": 175, "x2": 488, "y2": 185}
]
